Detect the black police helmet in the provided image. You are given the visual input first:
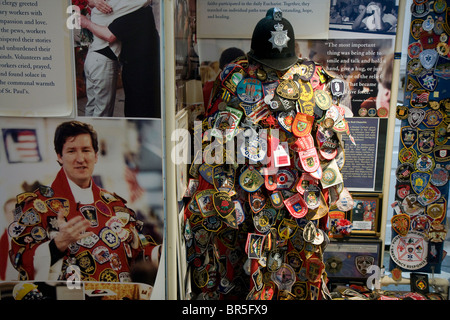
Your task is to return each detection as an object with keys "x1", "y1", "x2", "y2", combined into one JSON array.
[{"x1": 247, "y1": 8, "x2": 298, "y2": 71}]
